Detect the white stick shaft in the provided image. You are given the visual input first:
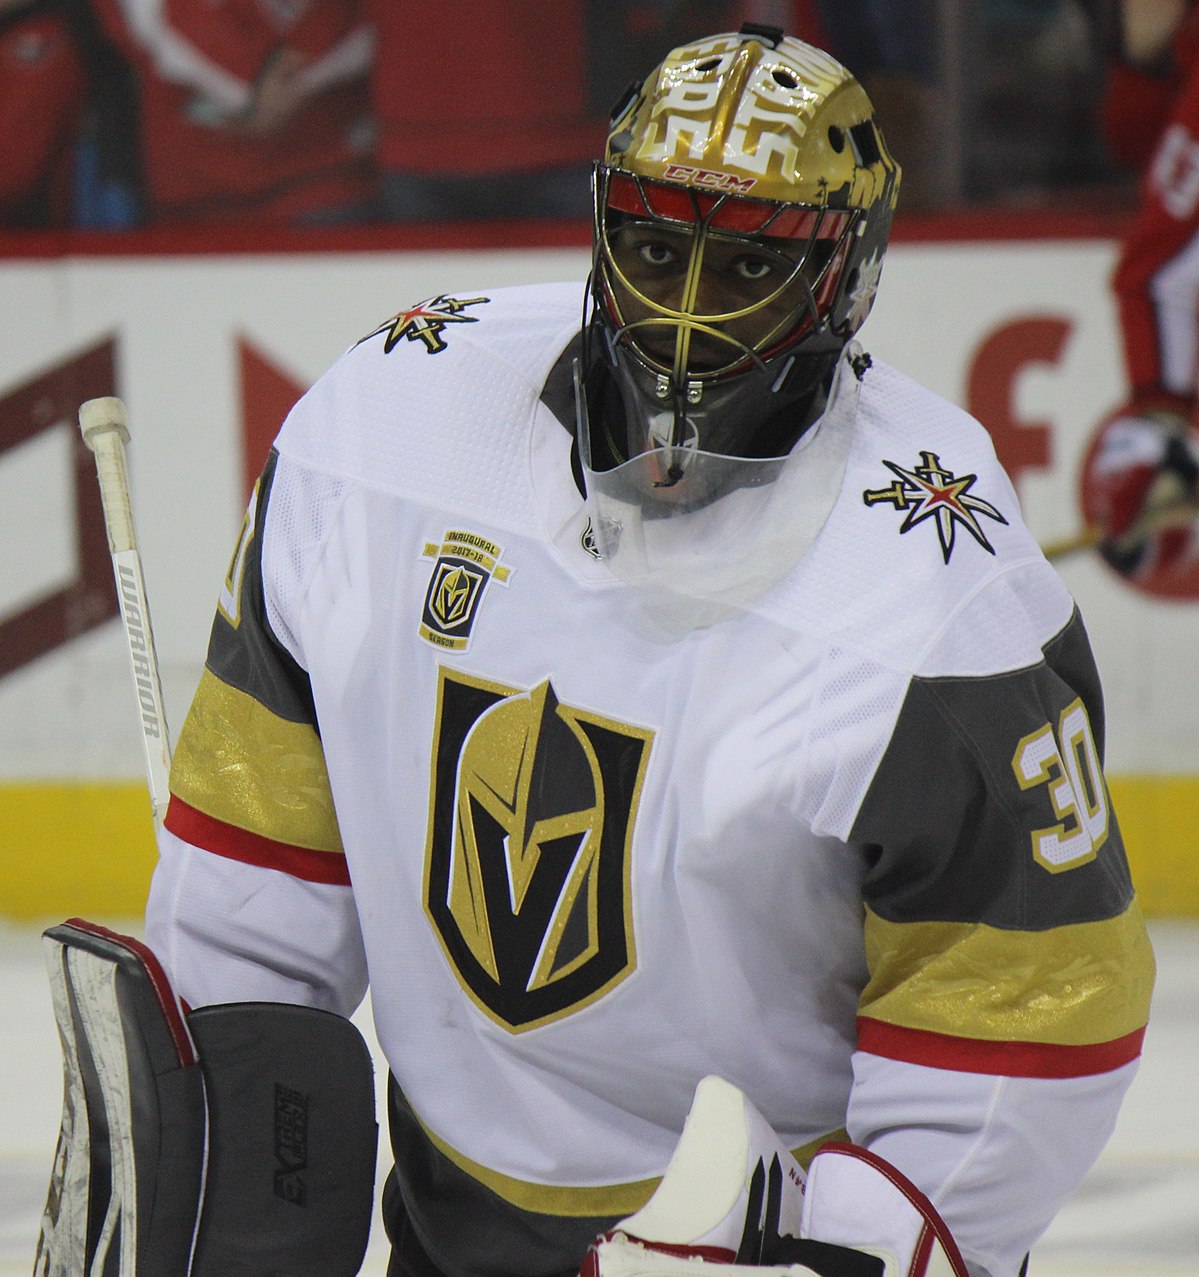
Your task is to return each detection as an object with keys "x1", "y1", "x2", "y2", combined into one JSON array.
[
  {"x1": 89, "y1": 429, "x2": 136, "y2": 553},
  {"x1": 109, "y1": 548, "x2": 172, "y2": 823},
  {"x1": 79, "y1": 398, "x2": 173, "y2": 824}
]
